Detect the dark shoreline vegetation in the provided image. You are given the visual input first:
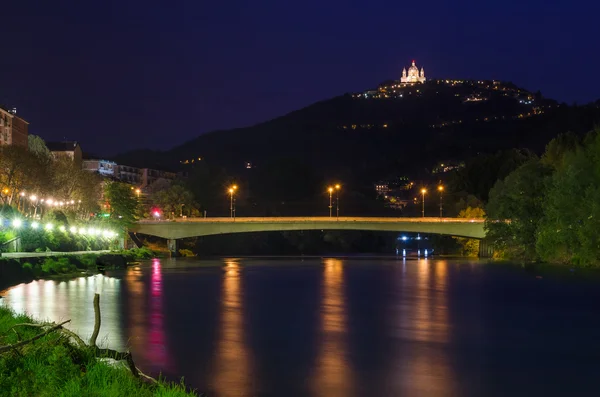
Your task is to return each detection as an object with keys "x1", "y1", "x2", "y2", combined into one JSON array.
[
  {"x1": 0, "y1": 247, "x2": 156, "y2": 292},
  {"x1": 0, "y1": 306, "x2": 199, "y2": 397},
  {"x1": 485, "y1": 127, "x2": 600, "y2": 267}
]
